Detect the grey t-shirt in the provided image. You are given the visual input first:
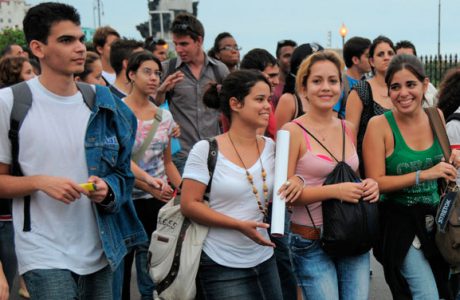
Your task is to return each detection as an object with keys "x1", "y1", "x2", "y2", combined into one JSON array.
[{"x1": 162, "y1": 55, "x2": 229, "y2": 157}]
